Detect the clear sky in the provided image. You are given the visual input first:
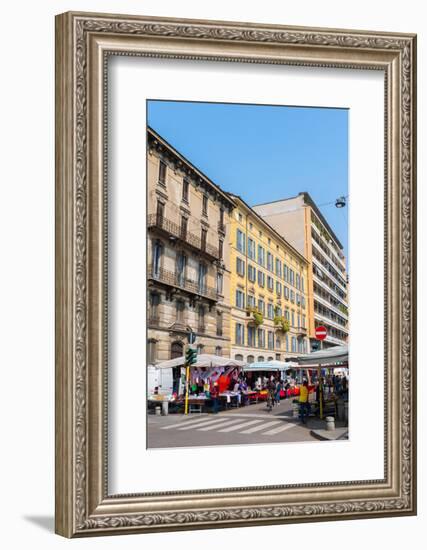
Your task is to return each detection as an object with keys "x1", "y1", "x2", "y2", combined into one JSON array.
[{"x1": 147, "y1": 100, "x2": 348, "y2": 256}]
